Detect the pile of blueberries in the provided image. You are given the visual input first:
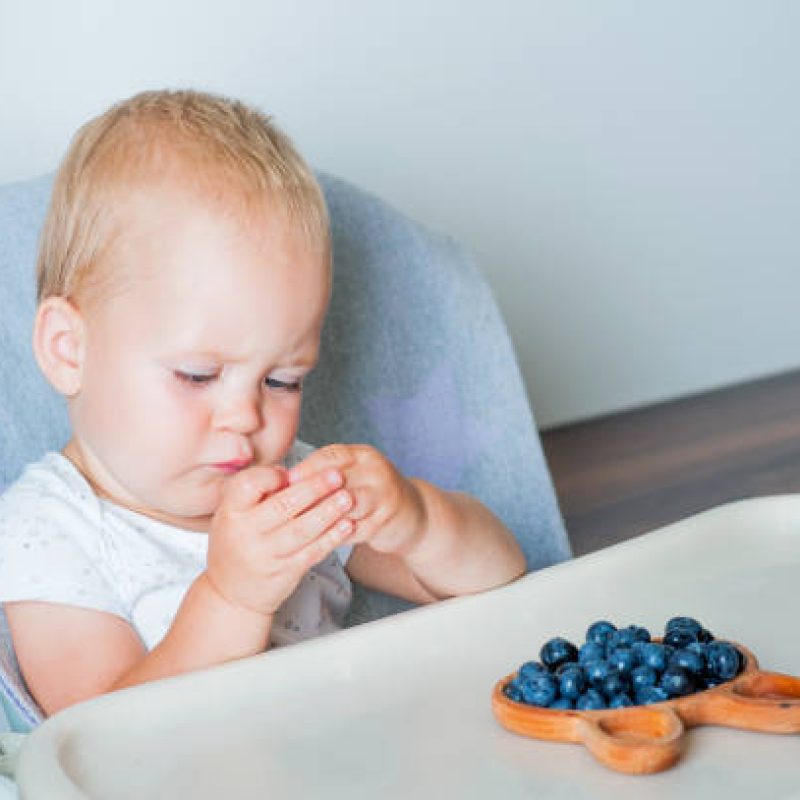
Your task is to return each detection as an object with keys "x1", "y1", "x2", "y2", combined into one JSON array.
[{"x1": 503, "y1": 617, "x2": 745, "y2": 710}]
